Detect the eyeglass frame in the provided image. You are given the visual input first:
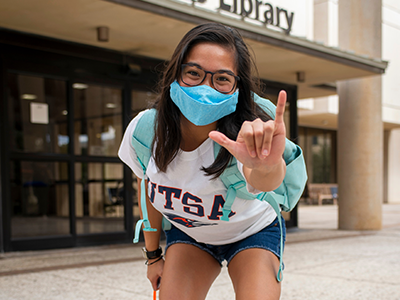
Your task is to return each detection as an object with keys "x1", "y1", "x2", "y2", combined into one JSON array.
[{"x1": 180, "y1": 63, "x2": 240, "y2": 94}]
